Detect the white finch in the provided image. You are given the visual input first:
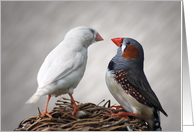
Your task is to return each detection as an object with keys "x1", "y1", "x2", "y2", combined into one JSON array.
[{"x1": 26, "y1": 26, "x2": 103, "y2": 119}]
